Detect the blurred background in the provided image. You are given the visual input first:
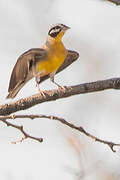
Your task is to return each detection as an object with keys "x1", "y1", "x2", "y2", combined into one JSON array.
[{"x1": 0, "y1": 0, "x2": 120, "y2": 179}]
